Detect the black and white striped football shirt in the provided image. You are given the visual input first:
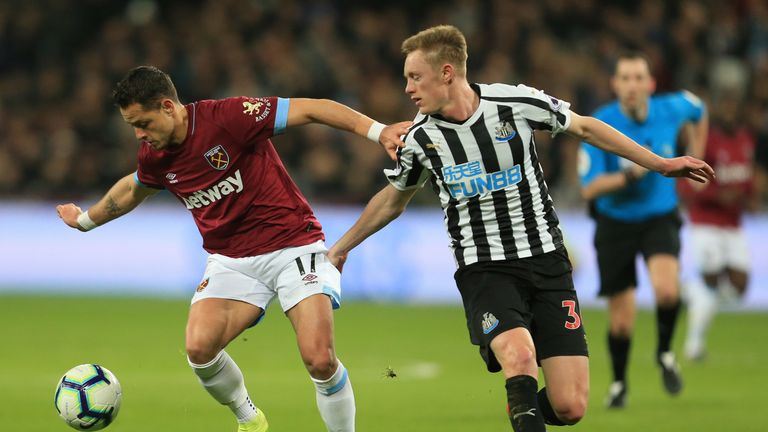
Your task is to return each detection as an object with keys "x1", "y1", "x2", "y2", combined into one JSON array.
[{"x1": 386, "y1": 83, "x2": 571, "y2": 268}]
